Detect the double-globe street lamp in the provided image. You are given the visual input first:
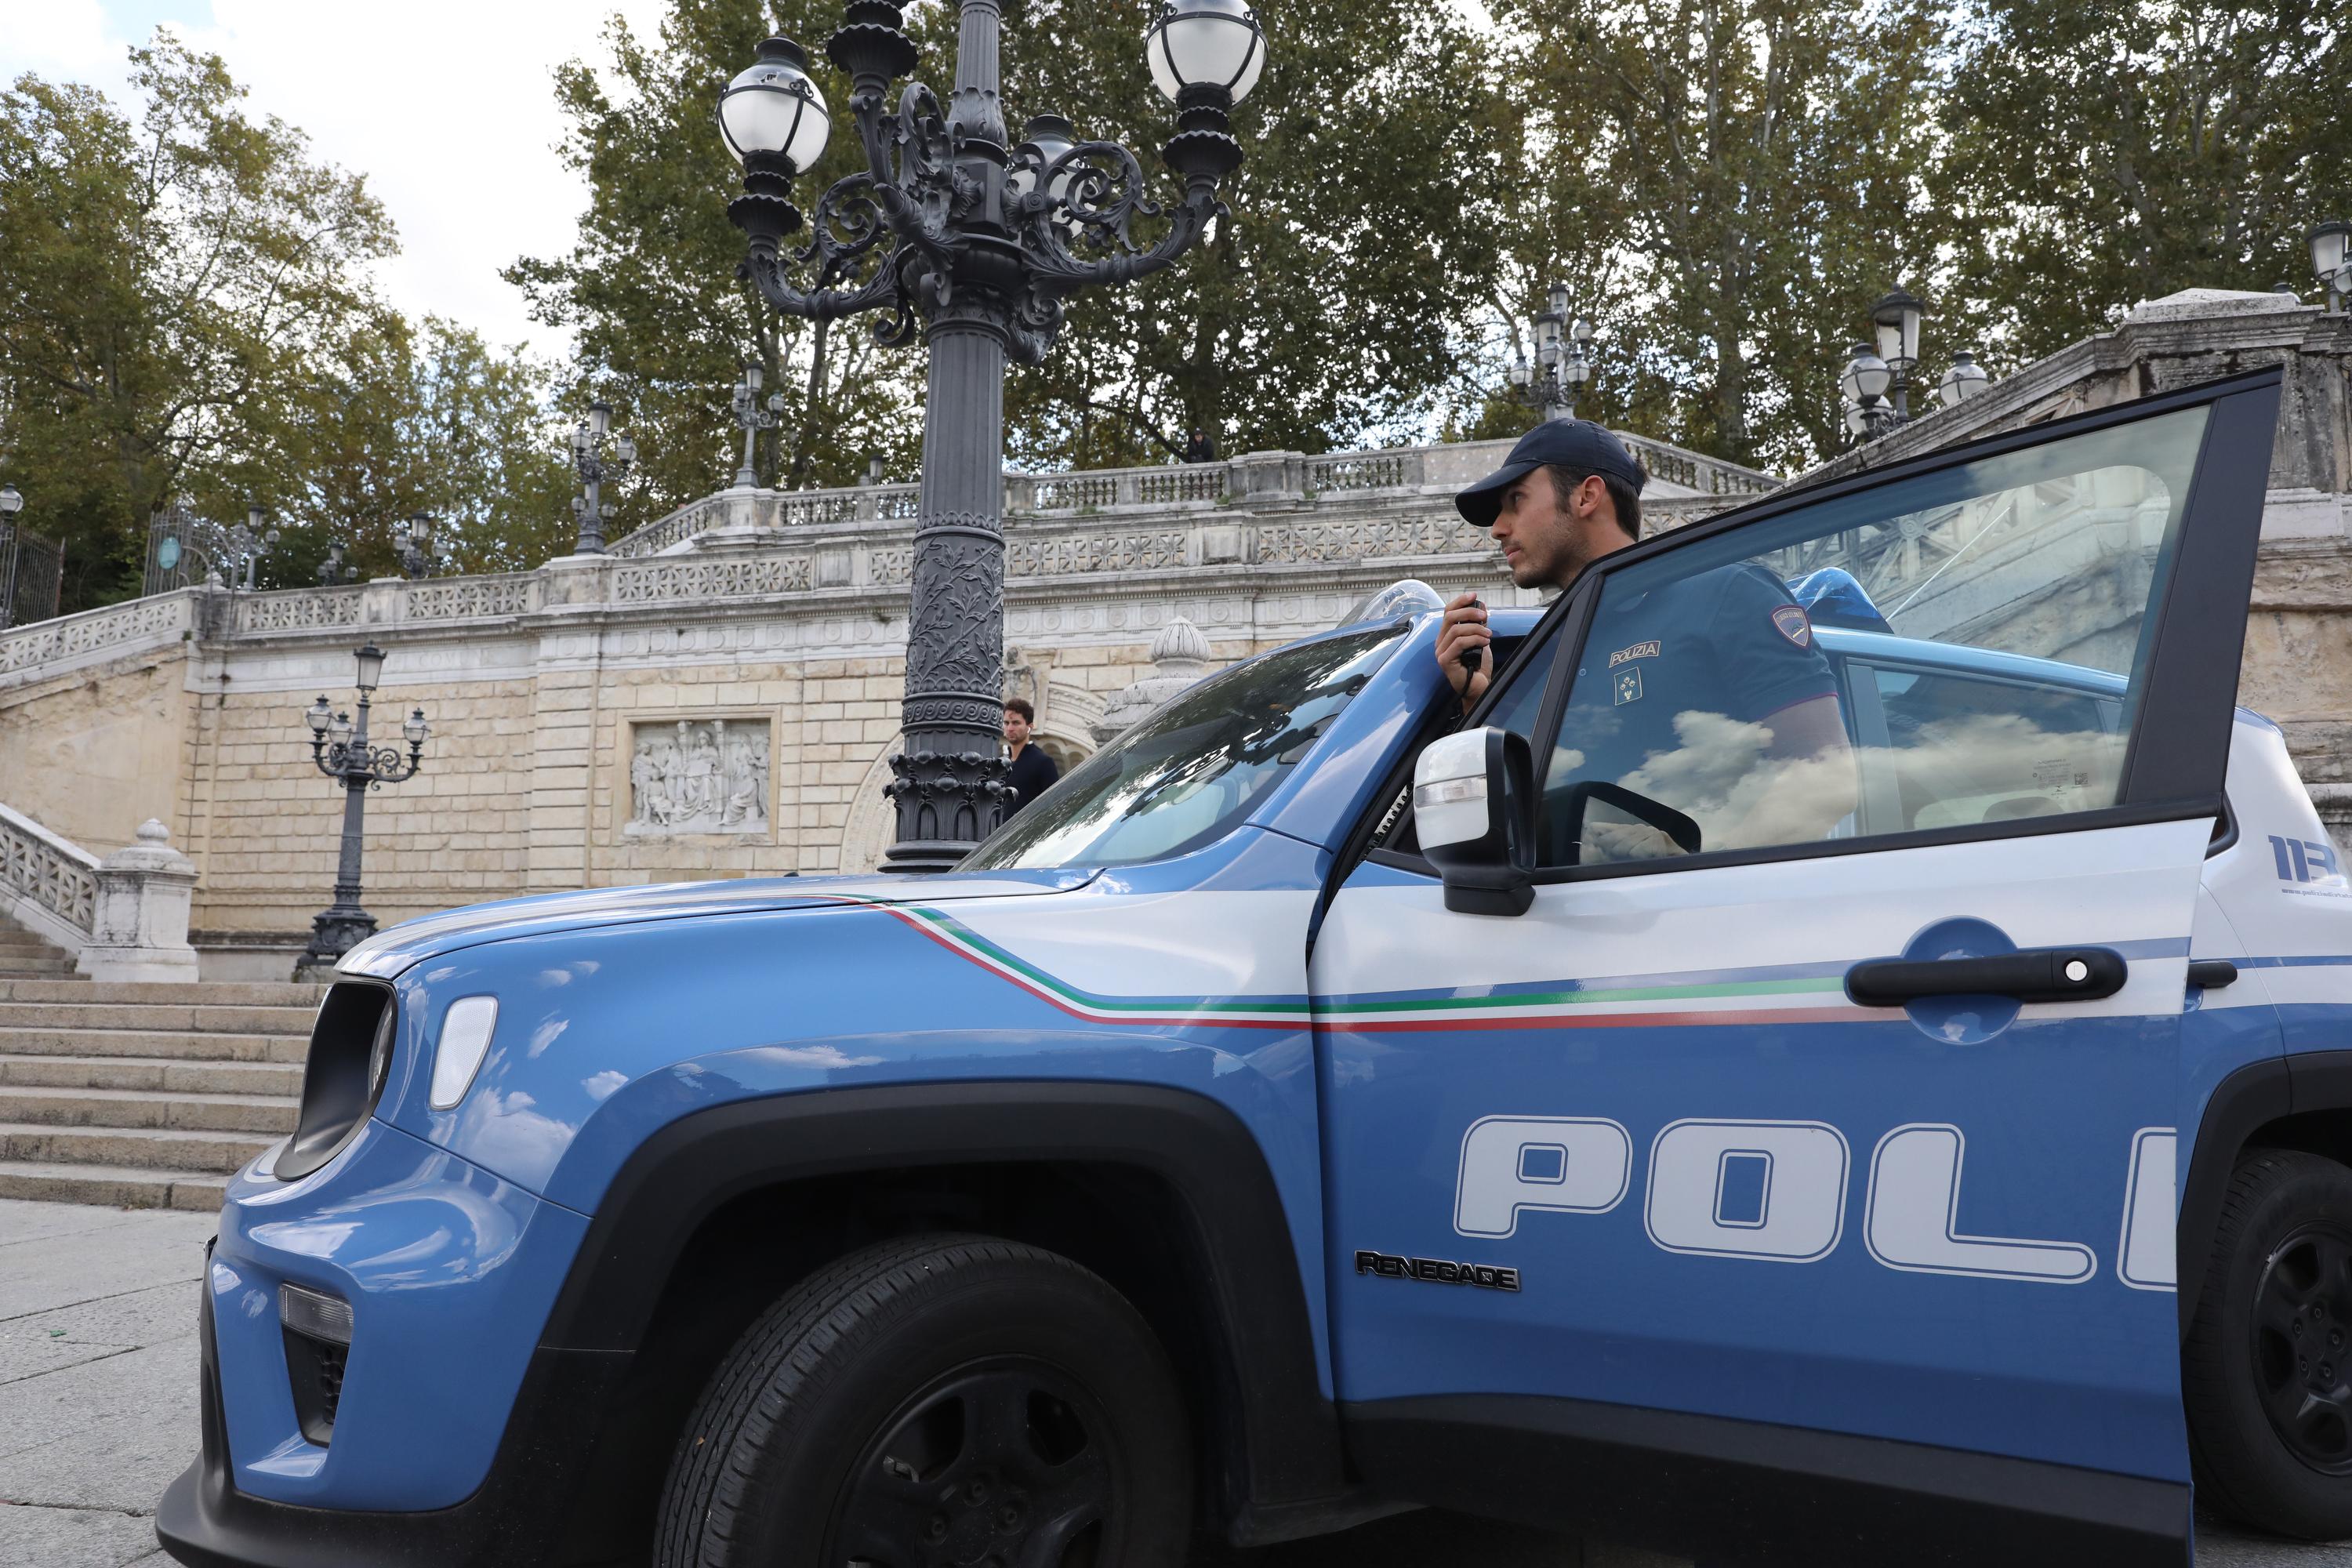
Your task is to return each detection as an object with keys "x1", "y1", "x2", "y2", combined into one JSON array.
[
  {"x1": 731, "y1": 365, "x2": 789, "y2": 489},
  {"x1": 393, "y1": 513, "x2": 442, "y2": 580},
  {"x1": 296, "y1": 645, "x2": 430, "y2": 971},
  {"x1": 1508, "y1": 283, "x2": 1593, "y2": 423},
  {"x1": 1839, "y1": 289, "x2": 1988, "y2": 443},
  {"x1": 715, "y1": 0, "x2": 1267, "y2": 870},
  {"x1": 568, "y1": 401, "x2": 639, "y2": 556}
]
